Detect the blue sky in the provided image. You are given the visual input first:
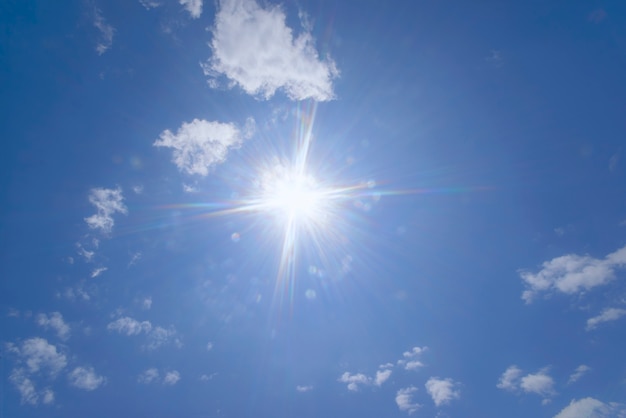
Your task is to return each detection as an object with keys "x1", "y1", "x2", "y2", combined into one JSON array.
[{"x1": 1, "y1": 0, "x2": 626, "y2": 416}]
